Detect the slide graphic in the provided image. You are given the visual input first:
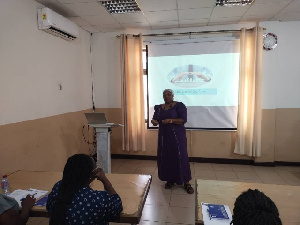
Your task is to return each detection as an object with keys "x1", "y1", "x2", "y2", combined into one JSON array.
[{"x1": 168, "y1": 64, "x2": 213, "y2": 88}]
